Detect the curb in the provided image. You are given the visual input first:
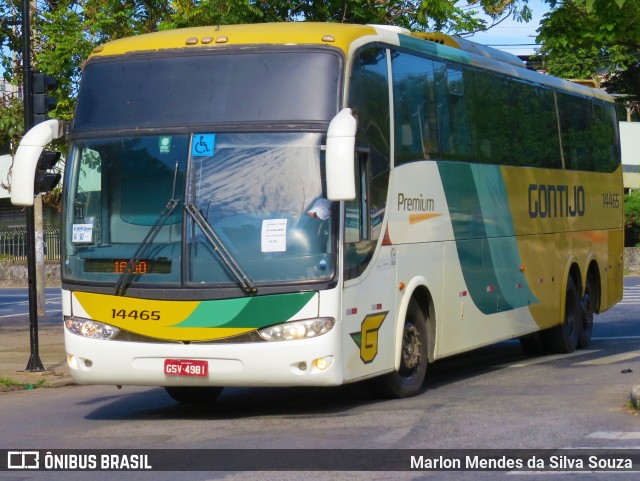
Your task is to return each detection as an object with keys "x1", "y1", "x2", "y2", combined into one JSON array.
[{"x1": 631, "y1": 385, "x2": 640, "y2": 410}]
